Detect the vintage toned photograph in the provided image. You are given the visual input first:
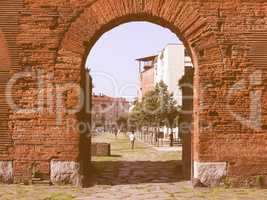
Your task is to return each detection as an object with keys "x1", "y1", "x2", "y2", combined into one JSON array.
[{"x1": 0, "y1": 0, "x2": 267, "y2": 199}]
